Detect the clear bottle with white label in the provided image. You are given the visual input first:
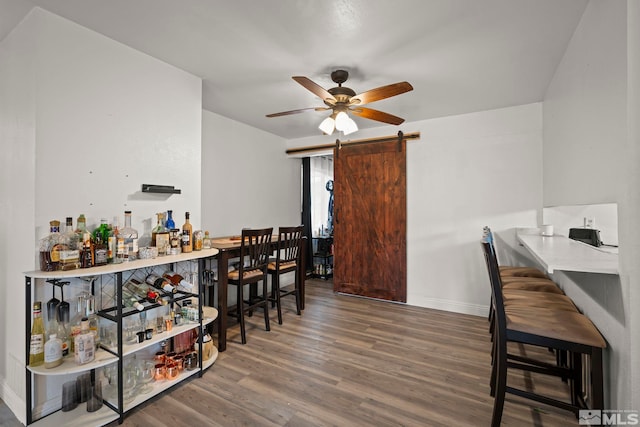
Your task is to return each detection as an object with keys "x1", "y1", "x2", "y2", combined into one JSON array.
[
  {"x1": 44, "y1": 334, "x2": 63, "y2": 369},
  {"x1": 74, "y1": 318, "x2": 95, "y2": 365},
  {"x1": 120, "y1": 211, "x2": 139, "y2": 261}
]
